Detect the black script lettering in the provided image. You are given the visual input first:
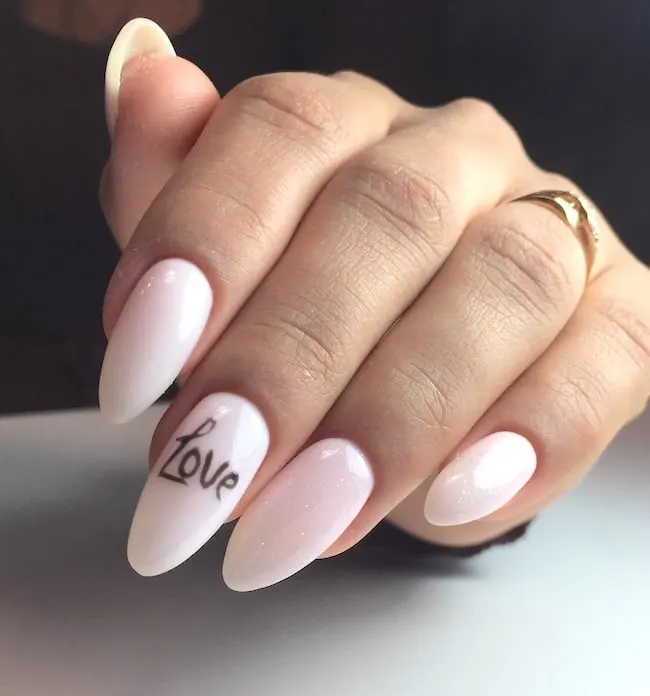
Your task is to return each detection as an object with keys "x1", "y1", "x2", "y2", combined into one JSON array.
[
  {"x1": 199, "y1": 453, "x2": 229, "y2": 490},
  {"x1": 216, "y1": 472, "x2": 239, "y2": 500},
  {"x1": 158, "y1": 417, "x2": 240, "y2": 499},
  {"x1": 159, "y1": 417, "x2": 217, "y2": 484}
]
